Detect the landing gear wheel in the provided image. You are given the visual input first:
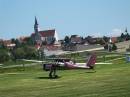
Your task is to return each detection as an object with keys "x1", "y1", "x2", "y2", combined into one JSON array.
[
  {"x1": 54, "y1": 75, "x2": 58, "y2": 78},
  {"x1": 49, "y1": 74, "x2": 52, "y2": 78}
]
